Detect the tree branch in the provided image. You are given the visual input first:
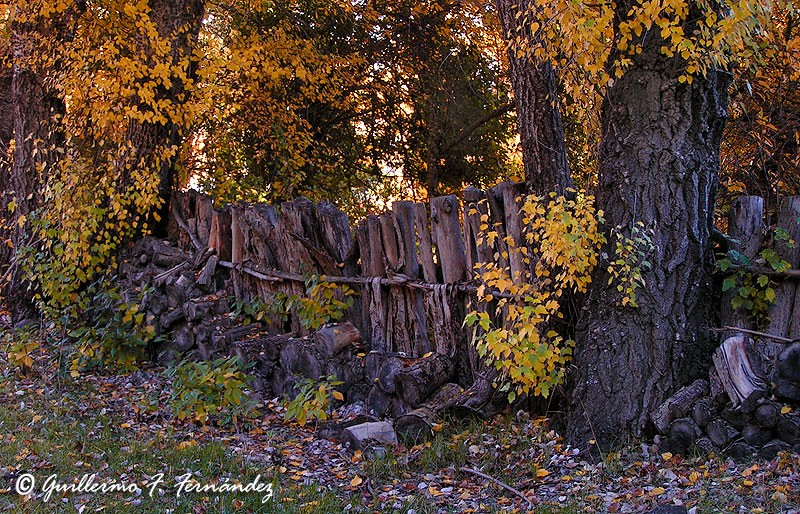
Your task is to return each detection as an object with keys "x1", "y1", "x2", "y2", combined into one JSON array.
[
  {"x1": 458, "y1": 466, "x2": 532, "y2": 508},
  {"x1": 439, "y1": 102, "x2": 514, "y2": 156}
]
